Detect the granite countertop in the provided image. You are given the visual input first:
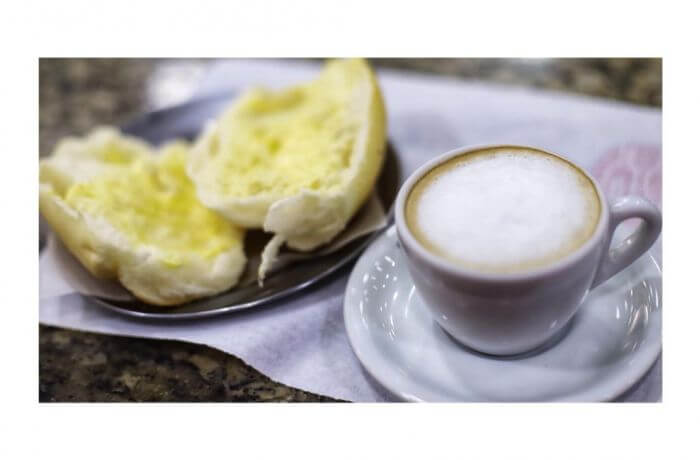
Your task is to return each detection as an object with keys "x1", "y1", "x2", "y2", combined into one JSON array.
[{"x1": 39, "y1": 58, "x2": 661, "y2": 402}]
